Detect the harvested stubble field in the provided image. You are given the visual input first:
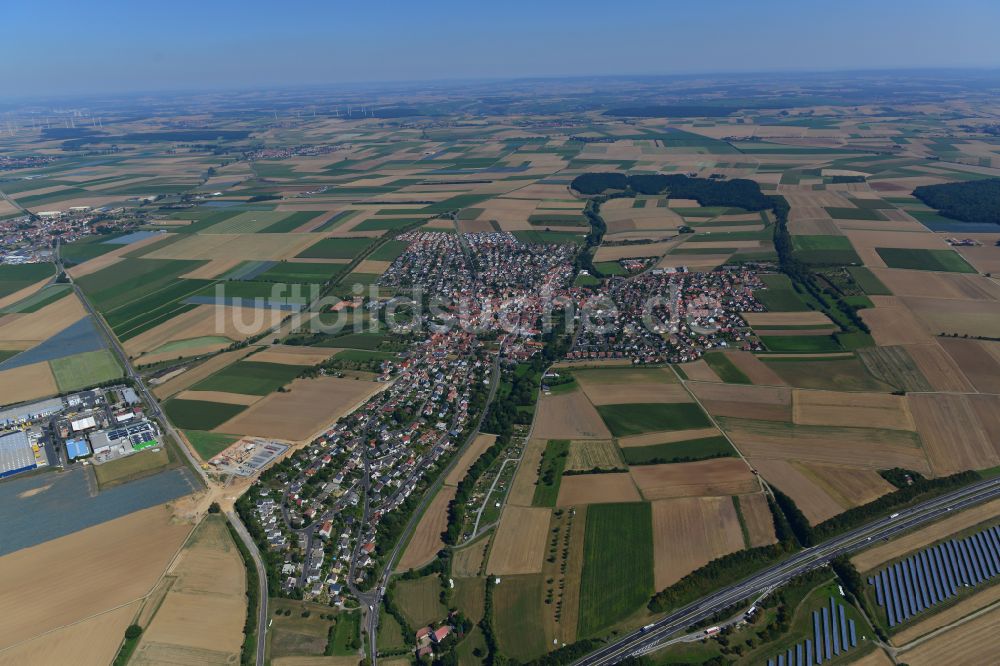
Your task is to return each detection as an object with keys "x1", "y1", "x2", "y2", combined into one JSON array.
[
  {"x1": 580, "y1": 381, "x2": 690, "y2": 406},
  {"x1": 629, "y1": 458, "x2": 757, "y2": 500},
  {"x1": 0, "y1": 361, "x2": 58, "y2": 405},
  {"x1": 214, "y1": 375, "x2": 386, "y2": 442},
  {"x1": 0, "y1": 600, "x2": 139, "y2": 666},
  {"x1": 0, "y1": 293, "x2": 87, "y2": 346},
  {"x1": 738, "y1": 493, "x2": 778, "y2": 547},
  {"x1": 532, "y1": 389, "x2": 612, "y2": 440},
  {"x1": 507, "y1": 438, "x2": 547, "y2": 507},
  {"x1": 861, "y1": 298, "x2": 935, "y2": 345},
  {"x1": 486, "y1": 505, "x2": 551, "y2": 575},
  {"x1": 902, "y1": 296, "x2": 1000, "y2": 339},
  {"x1": 792, "y1": 389, "x2": 915, "y2": 431},
  {"x1": 651, "y1": 497, "x2": 745, "y2": 590},
  {"x1": 900, "y1": 342, "x2": 976, "y2": 392},
  {"x1": 0, "y1": 504, "x2": 192, "y2": 652},
  {"x1": 249, "y1": 344, "x2": 340, "y2": 366},
  {"x1": 907, "y1": 393, "x2": 1000, "y2": 476},
  {"x1": 133, "y1": 515, "x2": 246, "y2": 664},
  {"x1": 445, "y1": 433, "x2": 497, "y2": 486},
  {"x1": 856, "y1": 345, "x2": 934, "y2": 393},
  {"x1": 556, "y1": 472, "x2": 642, "y2": 506},
  {"x1": 451, "y1": 538, "x2": 489, "y2": 577},
  {"x1": 761, "y1": 356, "x2": 894, "y2": 392},
  {"x1": 897, "y1": 604, "x2": 1000, "y2": 666},
  {"x1": 869, "y1": 268, "x2": 1000, "y2": 301},
  {"x1": 124, "y1": 305, "x2": 275, "y2": 359},
  {"x1": 892, "y1": 583, "x2": 1000, "y2": 647},
  {"x1": 565, "y1": 440, "x2": 625, "y2": 471},
  {"x1": 719, "y1": 418, "x2": 930, "y2": 473},
  {"x1": 688, "y1": 382, "x2": 792, "y2": 422},
  {"x1": 396, "y1": 485, "x2": 456, "y2": 572}
]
